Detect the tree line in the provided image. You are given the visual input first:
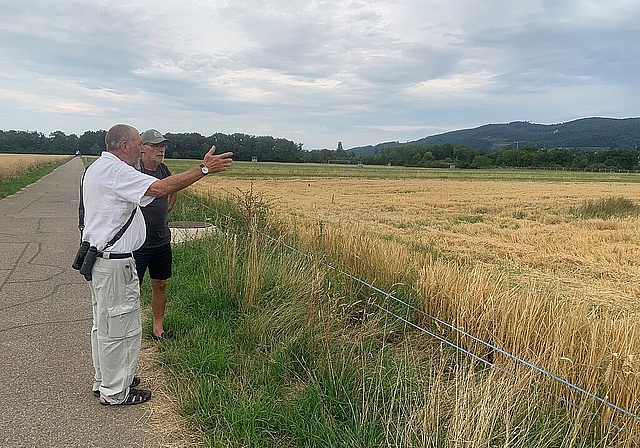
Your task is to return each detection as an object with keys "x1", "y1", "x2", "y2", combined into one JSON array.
[
  {"x1": 1, "y1": 130, "x2": 638, "y2": 171},
  {"x1": 0, "y1": 130, "x2": 303, "y2": 162},
  {"x1": 359, "y1": 143, "x2": 640, "y2": 171}
]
